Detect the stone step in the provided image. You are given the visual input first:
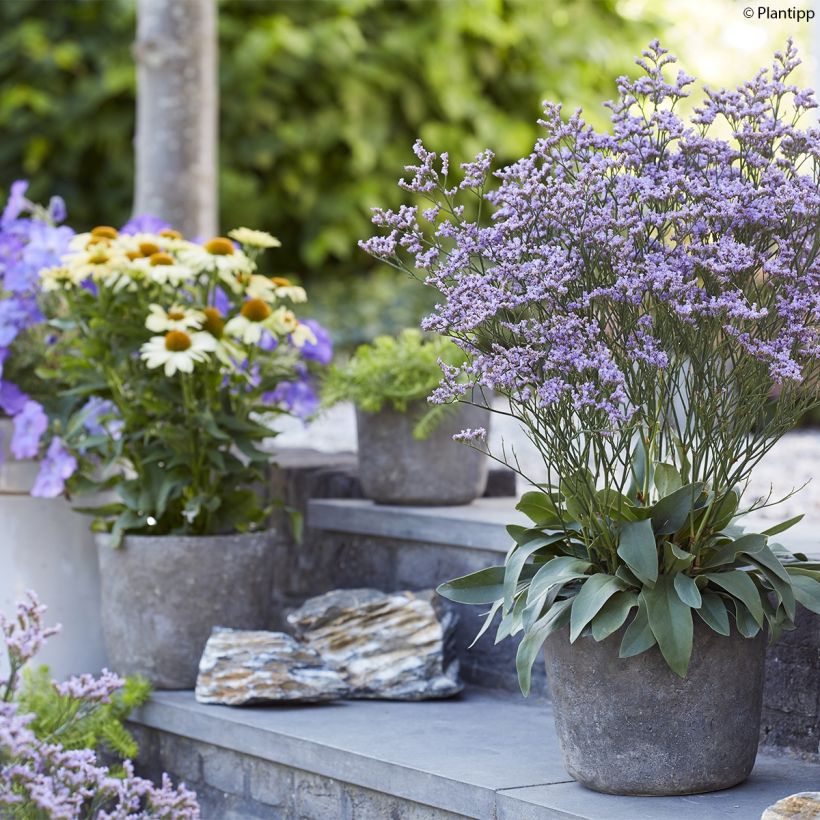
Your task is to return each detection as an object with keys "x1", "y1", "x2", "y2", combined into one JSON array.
[
  {"x1": 303, "y1": 498, "x2": 820, "y2": 760},
  {"x1": 129, "y1": 687, "x2": 819, "y2": 820}
]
